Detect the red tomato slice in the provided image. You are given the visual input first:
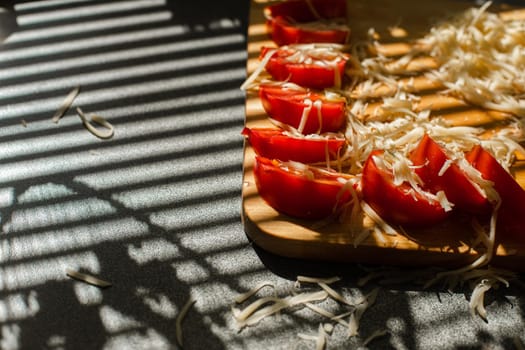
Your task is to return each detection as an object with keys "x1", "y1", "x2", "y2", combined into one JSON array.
[
  {"x1": 242, "y1": 127, "x2": 346, "y2": 163},
  {"x1": 264, "y1": 0, "x2": 350, "y2": 46},
  {"x1": 258, "y1": 83, "x2": 346, "y2": 134},
  {"x1": 361, "y1": 150, "x2": 450, "y2": 227},
  {"x1": 253, "y1": 156, "x2": 353, "y2": 219},
  {"x1": 410, "y1": 134, "x2": 491, "y2": 215},
  {"x1": 260, "y1": 45, "x2": 349, "y2": 89},
  {"x1": 466, "y1": 145, "x2": 525, "y2": 241}
]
